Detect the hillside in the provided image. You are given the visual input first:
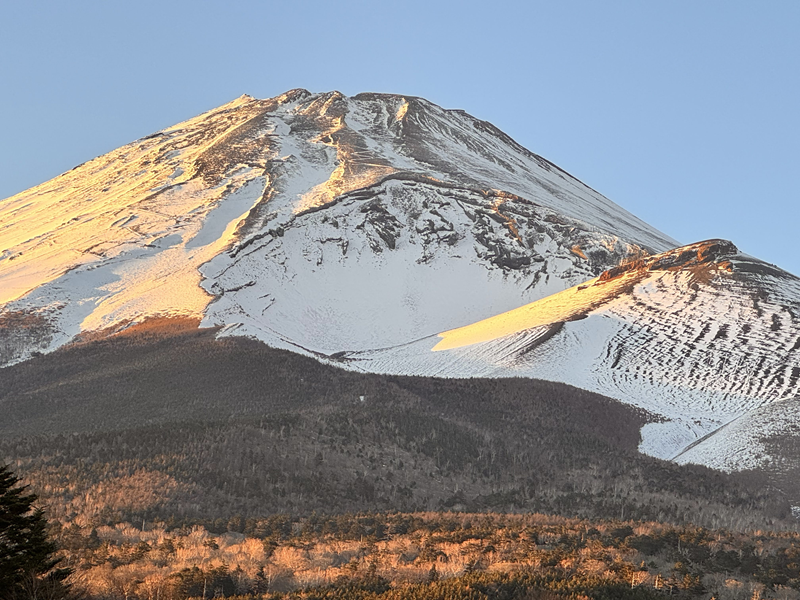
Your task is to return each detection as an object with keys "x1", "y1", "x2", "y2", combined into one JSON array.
[{"x1": 0, "y1": 321, "x2": 790, "y2": 531}]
